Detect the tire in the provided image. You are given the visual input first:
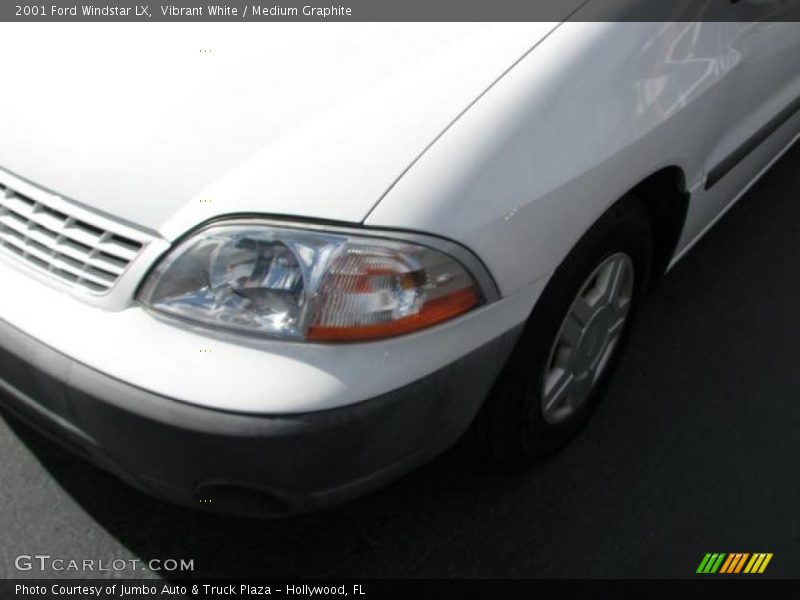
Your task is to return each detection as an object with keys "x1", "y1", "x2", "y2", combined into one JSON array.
[{"x1": 474, "y1": 195, "x2": 653, "y2": 465}]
